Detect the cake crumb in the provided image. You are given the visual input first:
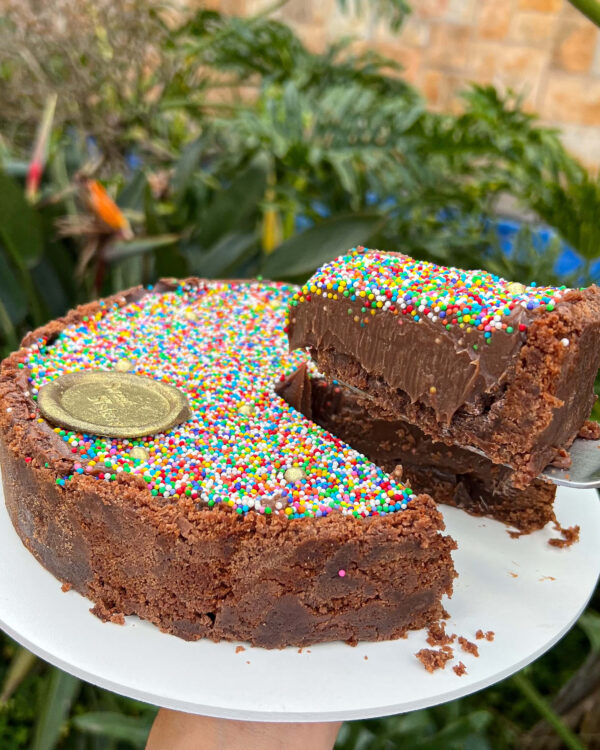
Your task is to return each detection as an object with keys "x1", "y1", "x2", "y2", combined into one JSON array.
[
  {"x1": 578, "y1": 420, "x2": 600, "y2": 440},
  {"x1": 90, "y1": 603, "x2": 125, "y2": 625},
  {"x1": 549, "y1": 524, "x2": 580, "y2": 548},
  {"x1": 509, "y1": 572, "x2": 518, "y2": 578},
  {"x1": 539, "y1": 576, "x2": 556, "y2": 581},
  {"x1": 475, "y1": 629, "x2": 484, "y2": 640},
  {"x1": 441, "y1": 607, "x2": 451, "y2": 620},
  {"x1": 246, "y1": 661, "x2": 251, "y2": 665},
  {"x1": 415, "y1": 648, "x2": 453, "y2": 673},
  {"x1": 297, "y1": 648, "x2": 303, "y2": 654},
  {"x1": 364, "y1": 655, "x2": 368, "y2": 661},
  {"x1": 453, "y1": 662, "x2": 467, "y2": 676},
  {"x1": 458, "y1": 636, "x2": 479, "y2": 657},
  {"x1": 61, "y1": 582, "x2": 72, "y2": 593},
  {"x1": 235, "y1": 646, "x2": 245, "y2": 654},
  {"x1": 426, "y1": 622, "x2": 456, "y2": 647},
  {"x1": 508, "y1": 529, "x2": 524, "y2": 539},
  {"x1": 550, "y1": 448, "x2": 572, "y2": 469}
]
